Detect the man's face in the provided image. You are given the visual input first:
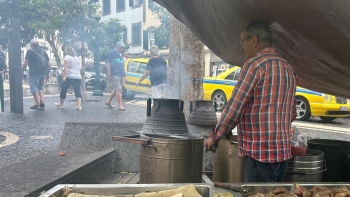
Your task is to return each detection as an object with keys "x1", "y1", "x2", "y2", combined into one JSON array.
[
  {"x1": 116, "y1": 46, "x2": 125, "y2": 53},
  {"x1": 240, "y1": 30, "x2": 254, "y2": 60}
]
